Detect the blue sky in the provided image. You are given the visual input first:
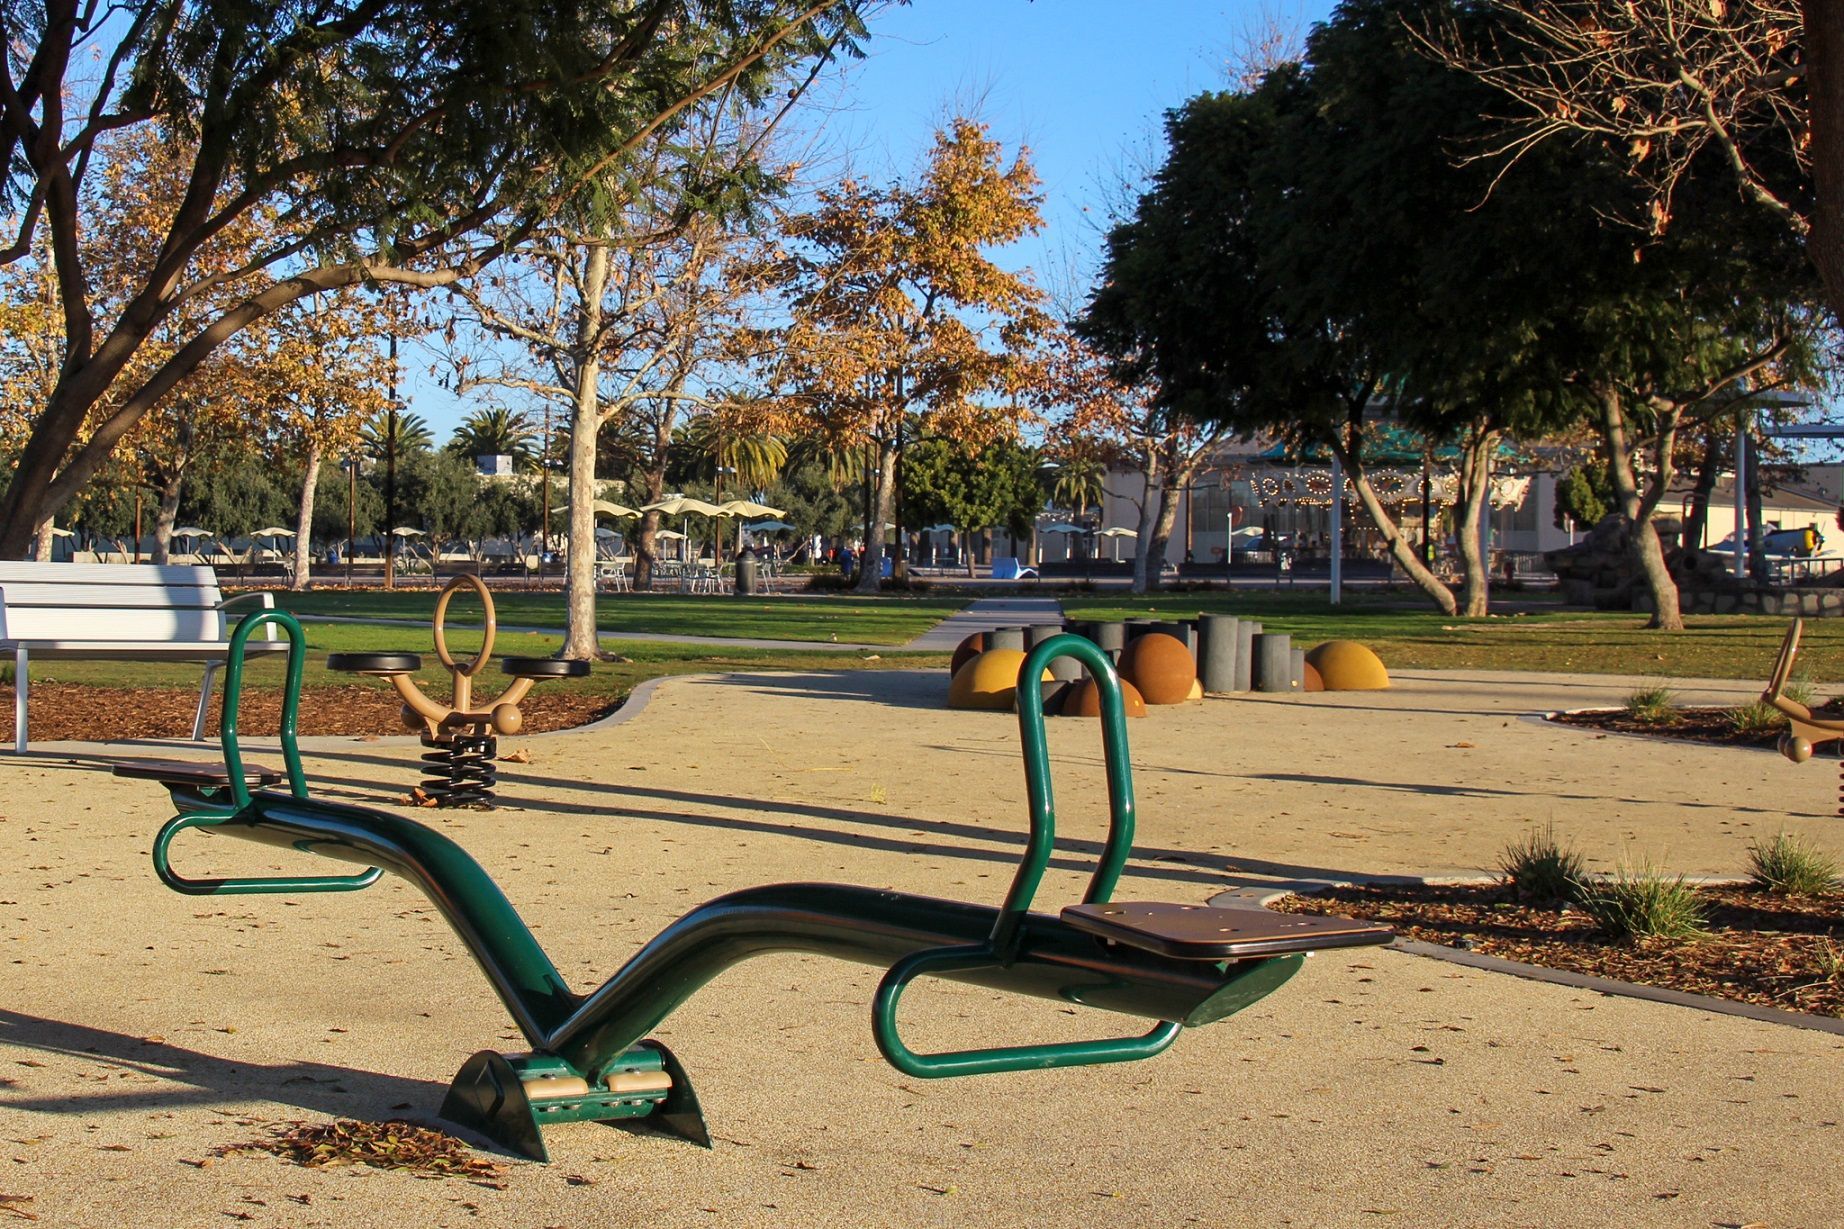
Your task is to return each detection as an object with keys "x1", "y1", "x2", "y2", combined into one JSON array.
[{"x1": 406, "y1": 0, "x2": 1336, "y2": 438}]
